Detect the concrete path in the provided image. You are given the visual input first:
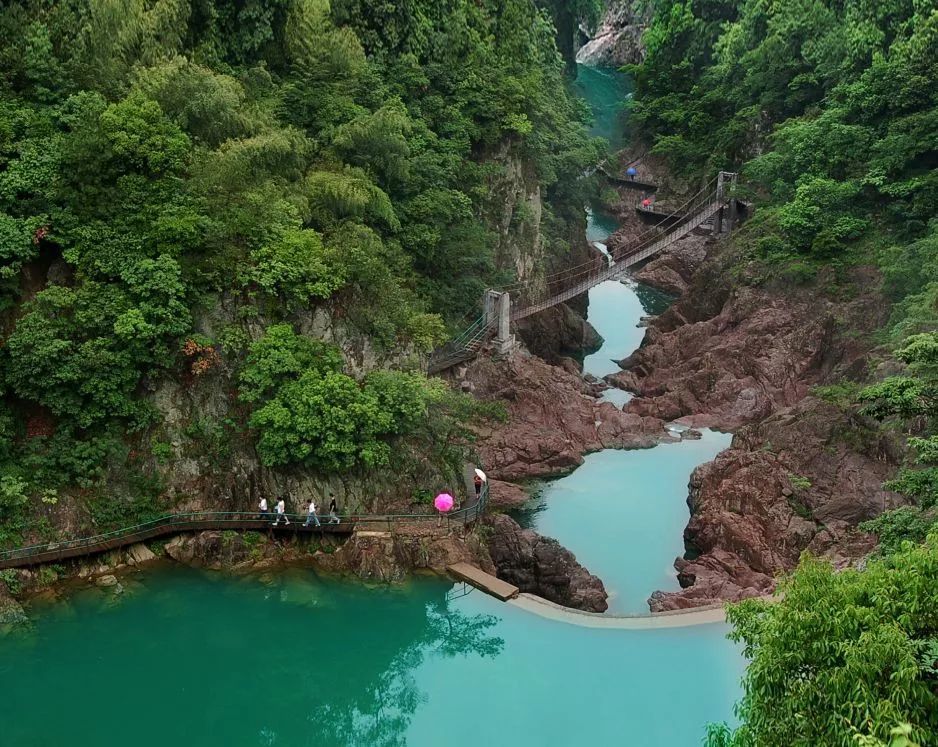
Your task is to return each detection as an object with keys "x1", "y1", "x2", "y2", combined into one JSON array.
[{"x1": 510, "y1": 593, "x2": 727, "y2": 629}]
